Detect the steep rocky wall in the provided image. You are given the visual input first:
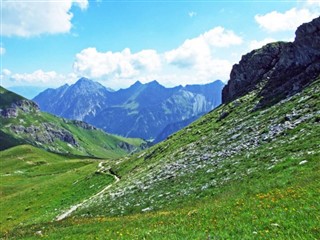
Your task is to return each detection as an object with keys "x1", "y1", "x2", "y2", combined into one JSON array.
[{"x1": 222, "y1": 16, "x2": 320, "y2": 107}]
